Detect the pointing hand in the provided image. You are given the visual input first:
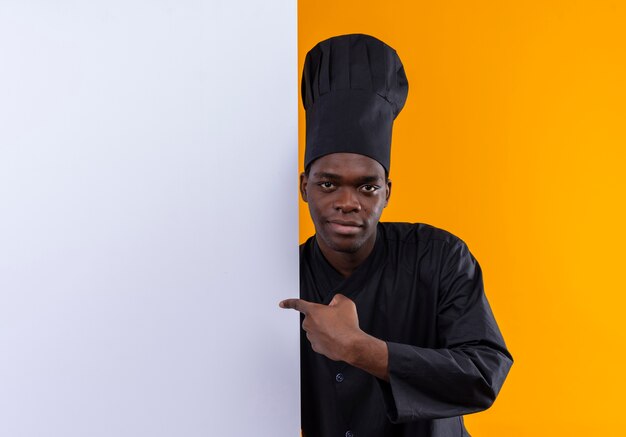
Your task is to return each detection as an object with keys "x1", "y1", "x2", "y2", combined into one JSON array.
[{"x1": 280, "y1": 294, "x2": 362, "y2": 362}]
